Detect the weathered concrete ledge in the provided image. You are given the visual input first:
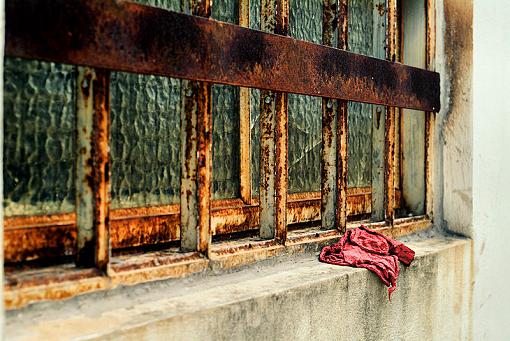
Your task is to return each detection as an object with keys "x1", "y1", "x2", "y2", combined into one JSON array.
[{"x1": 7, "y1": 236, "x2": 472, "y2": 340}]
